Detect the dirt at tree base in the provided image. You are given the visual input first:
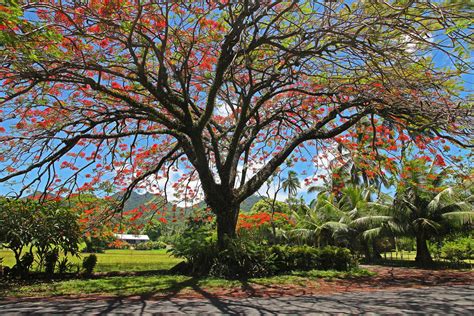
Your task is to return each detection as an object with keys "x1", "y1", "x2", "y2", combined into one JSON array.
[{"x1": 156, "y1": 266, "x2": 473, "y2": 300}]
